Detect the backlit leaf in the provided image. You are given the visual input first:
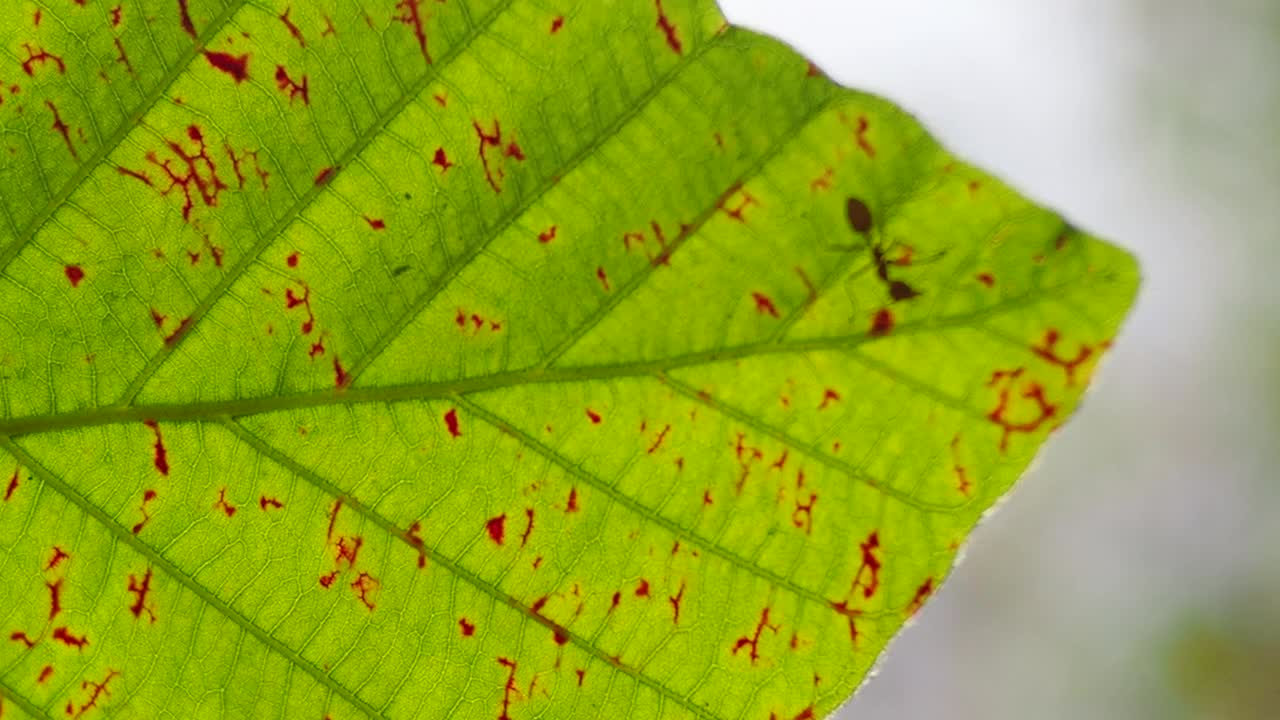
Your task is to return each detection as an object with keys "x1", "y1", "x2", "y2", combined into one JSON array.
[{"x1": 0, "y1": 1, "x2": 1138, "y2": 718}]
